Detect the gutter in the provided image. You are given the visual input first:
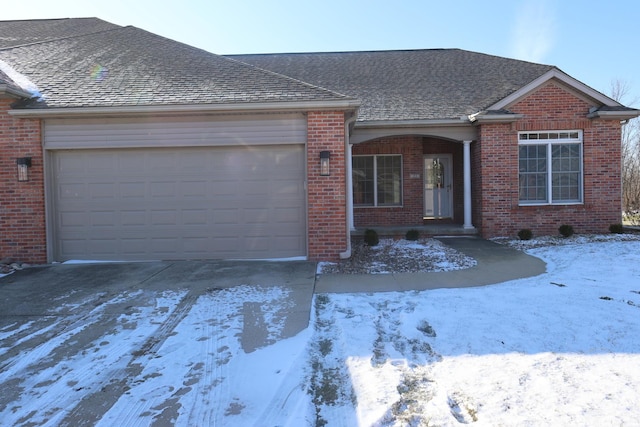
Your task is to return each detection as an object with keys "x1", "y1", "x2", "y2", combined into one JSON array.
[
  {"x1": 0, "y1": 84, "x2": 33, "y2": 99},
  {"x1": 586, "y1": 109, "x2": 640, "y2": 121},
  {"x1": 340, "y1": 113, "x2": 358, "y2": 259},
  {"x1": 7, "y1": 99, "x2": 362, "y2": 118},
  {"x1": 355, "y1": 117, "x2": 471, "y2": 128}
]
